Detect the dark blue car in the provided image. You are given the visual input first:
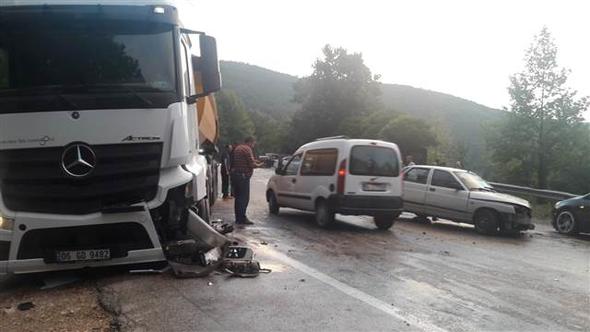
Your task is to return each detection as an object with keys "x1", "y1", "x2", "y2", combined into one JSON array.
[{"x1": 552, "y1": 193, "x2": 590, "y2": 235}]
